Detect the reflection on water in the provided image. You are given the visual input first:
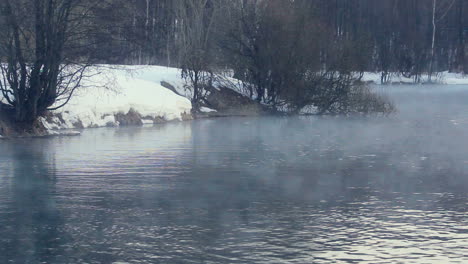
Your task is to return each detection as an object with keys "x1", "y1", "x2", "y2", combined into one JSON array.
[
  {"x1": 0, "y1": 142, "x2": 65, "y2": 263},
  {"x1": 0, "y1": 85, "x2": 467, "y2": 263}
]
